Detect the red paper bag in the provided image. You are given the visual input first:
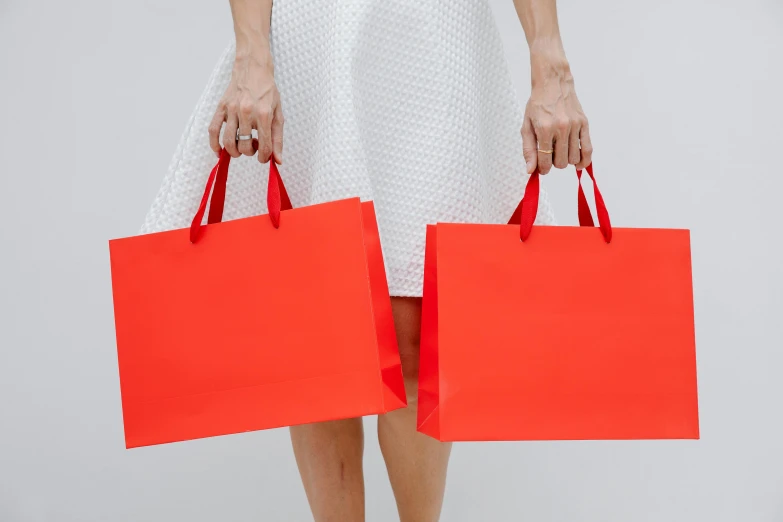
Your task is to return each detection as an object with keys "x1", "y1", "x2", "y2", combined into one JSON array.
[
  {"x1": 110, "y1": 150, "x2": 406, "y2": 448},
  {"x1": 418, "y1": 165, "x2": 699, "y2": 441}
]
